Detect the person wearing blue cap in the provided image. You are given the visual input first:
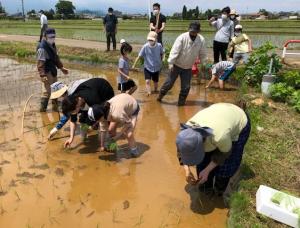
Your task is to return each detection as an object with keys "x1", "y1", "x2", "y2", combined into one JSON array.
[
  {"x1": 37, "y1": 28, "x2": 69, "y2": 112},
  {"x1": 176, "y1": 103, "x2": 251, "y2": 193}
]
